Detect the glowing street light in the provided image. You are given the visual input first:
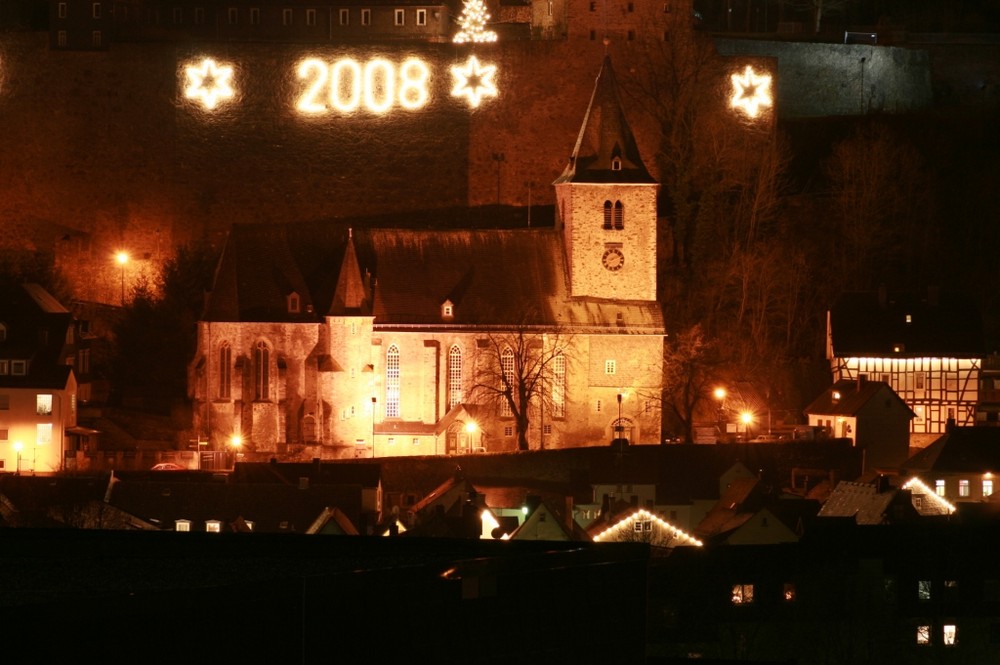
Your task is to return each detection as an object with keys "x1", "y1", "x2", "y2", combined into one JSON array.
[
  {"x1": 115, "y1": 251, "x2": 129, "y2": 305},
  {"x1": 740, "y1": 411, "x2": 754, "y2": 440}
]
